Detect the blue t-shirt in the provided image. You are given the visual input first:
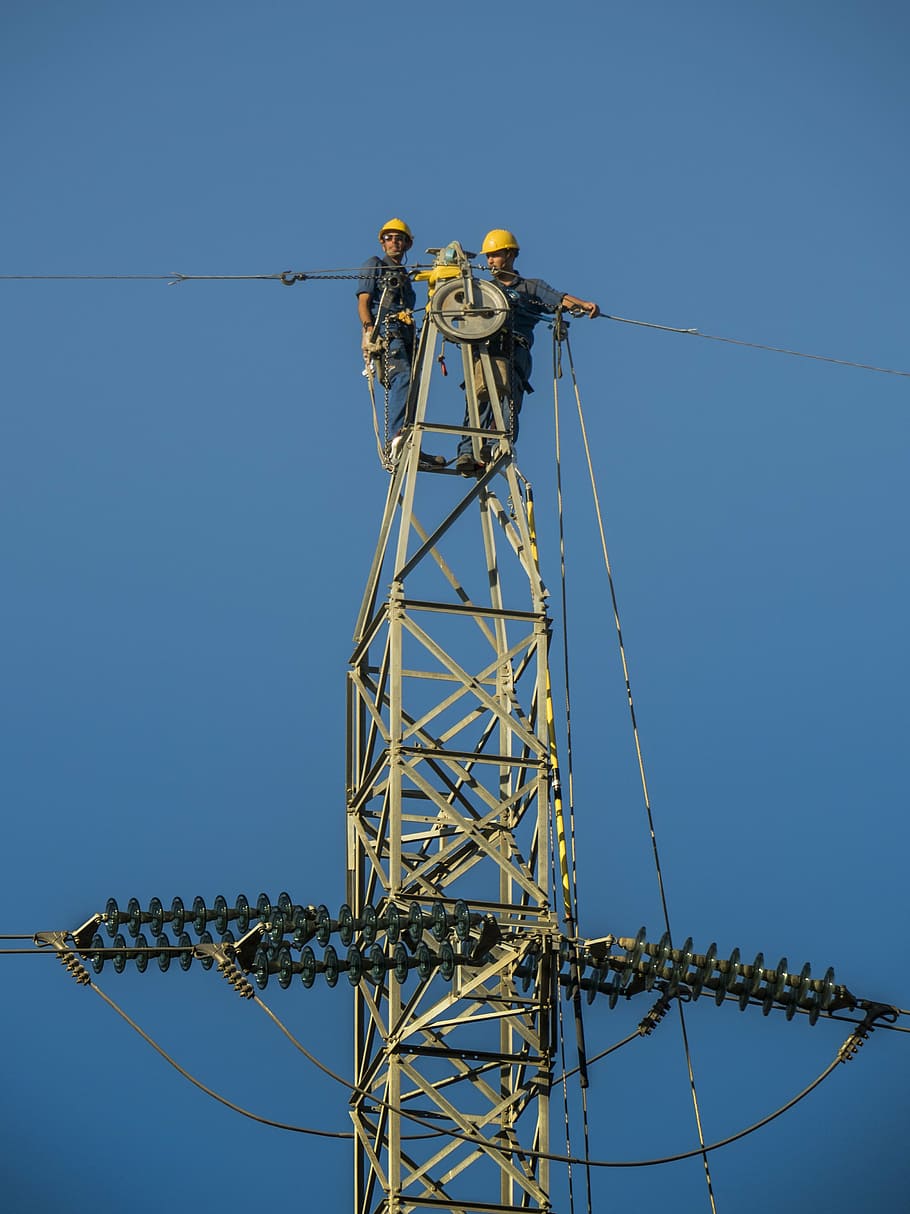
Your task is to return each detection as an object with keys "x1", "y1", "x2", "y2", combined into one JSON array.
[
  {"x1": 488, "y1": 274, "x2": 564, "y2": 348},
  {"x1": 356, "y1": 255, "x2": 416, "y2": 325}
]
